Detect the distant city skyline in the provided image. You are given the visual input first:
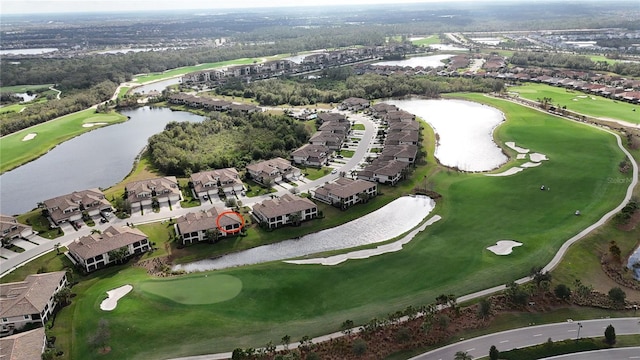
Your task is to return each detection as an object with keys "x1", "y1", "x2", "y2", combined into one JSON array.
[{"x1": 3, "y1": 0, "x2": 510, "y2": 15}]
